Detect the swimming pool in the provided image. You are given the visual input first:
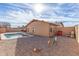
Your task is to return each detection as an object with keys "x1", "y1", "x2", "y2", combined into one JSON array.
[{"x1": 0, "y1": 32, "x2": 33, "y2": 40}]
